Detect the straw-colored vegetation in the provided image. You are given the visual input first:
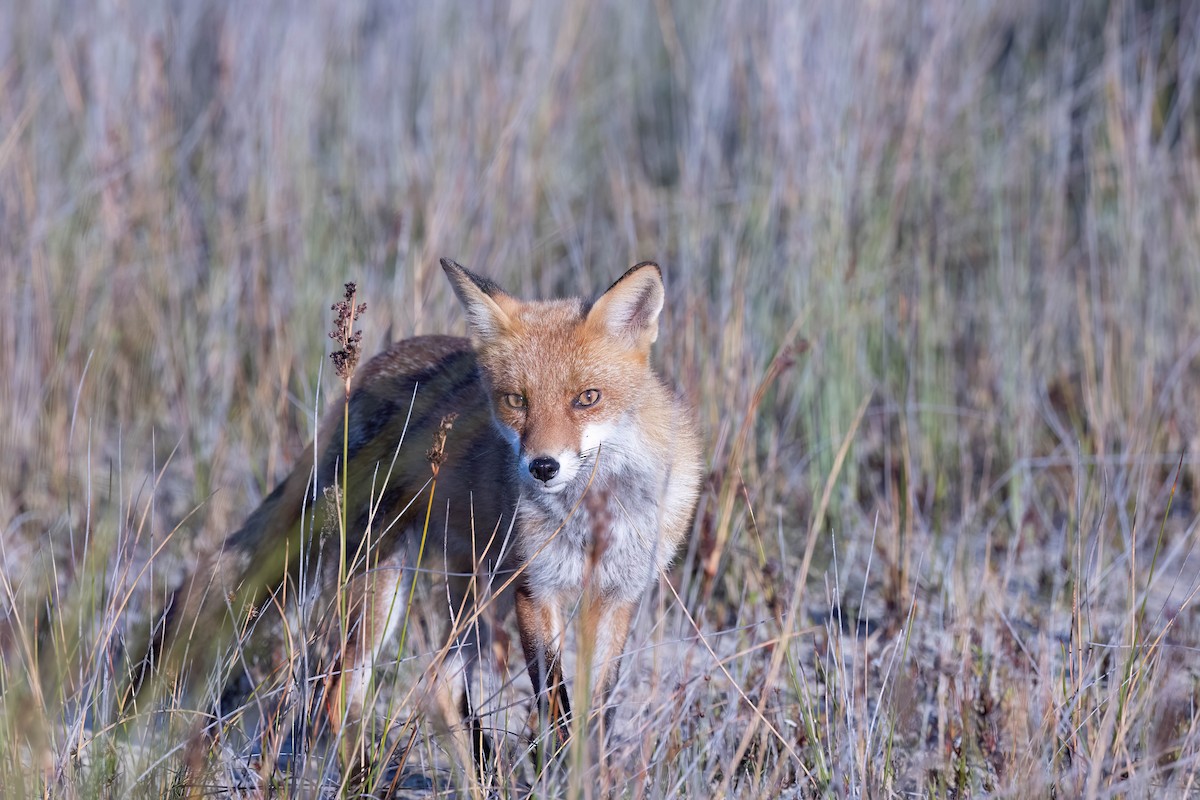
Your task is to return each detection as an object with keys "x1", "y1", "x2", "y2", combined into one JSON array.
[{"x1": 3, "y1": 1, "x2": 1199, "y2": 797}]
